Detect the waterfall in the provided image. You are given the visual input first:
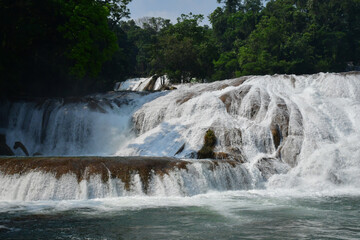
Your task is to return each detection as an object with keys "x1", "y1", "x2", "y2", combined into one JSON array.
[
  {"x1": 1, "y1": 72, "x2": 360, "y2": 200},
  {"x1": 0, "y1": 157, "x2": 254, "y2": 201},
  {"x1": 0, "y1": 91, "x2": 165, "y2": 156},
  {"x1": 119, "y1": 72, "x2": 360, "y2": 191}
]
